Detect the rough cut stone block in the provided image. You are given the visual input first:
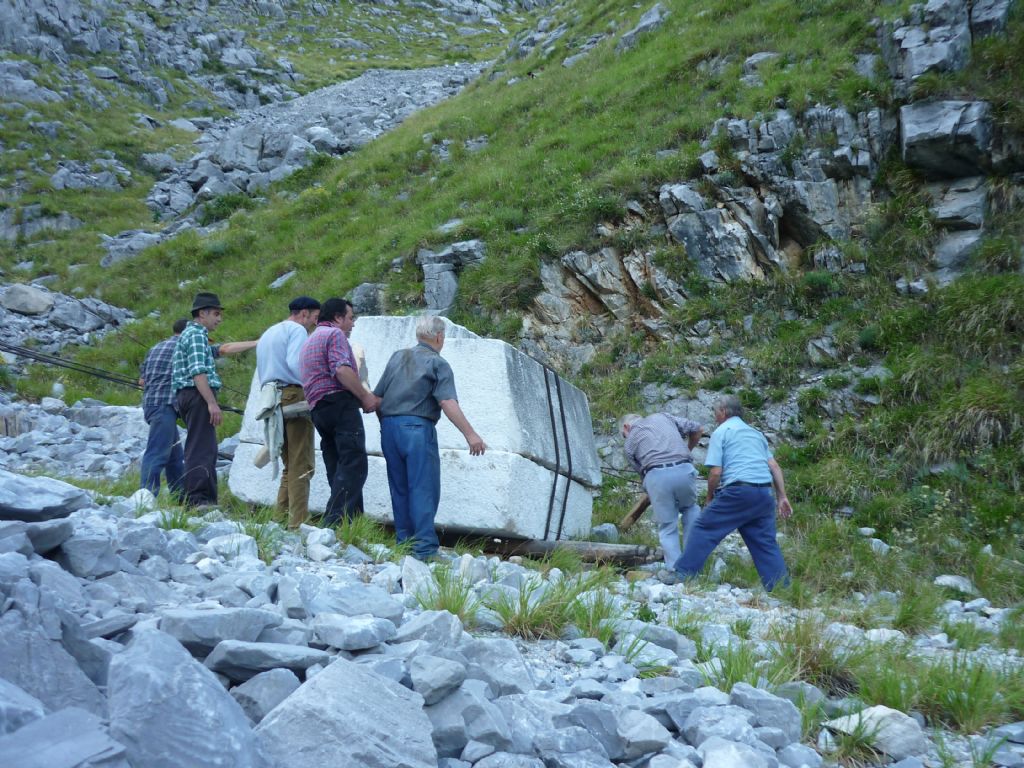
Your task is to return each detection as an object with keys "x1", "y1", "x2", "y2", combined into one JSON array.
[
  {"x1": 238, "y1": 316, "x2": 598, "y2": 483},
  {"x1": 230, "y1": 316, "x2": 599, "y2": 540},
  {"x1": 255, "y1": 656, "x2": 438, "y2": 768},
  {"x1": 230, "y1": 443, "x2": 593, "y2": 541},
  {"x1": 230, "y1": 668, "x2": 301, "y2": 723},
  {"x1": 825, "y1": 705, "x2": 926, "y2": 760}
]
